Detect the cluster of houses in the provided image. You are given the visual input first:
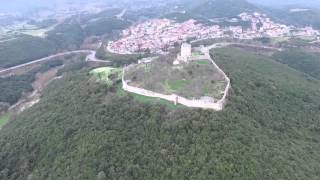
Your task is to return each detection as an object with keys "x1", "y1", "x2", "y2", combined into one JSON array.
[
  {"x1": 108, "y1": 12, "x2": 320, "y2": 54},
  {"x1": 108, "y1": 19, "x2": 220, "y2": 54},
  {"x1": 238, "y1": 12, "x2": 319, "y2": 38}
]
